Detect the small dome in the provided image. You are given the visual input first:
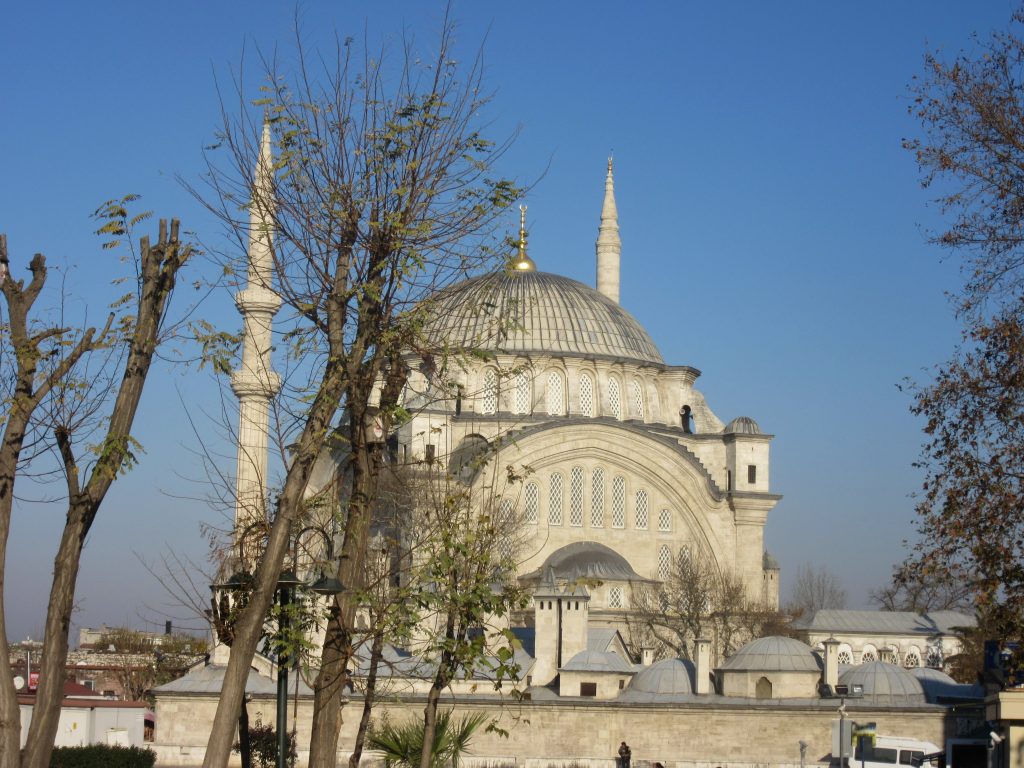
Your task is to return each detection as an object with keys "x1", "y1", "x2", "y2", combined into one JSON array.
[
  {"x1": 629, "y1": 658, "x2": 695, "y2": 695},
  {"x1": 561, "y1": 650, "x2": 633, "y2": 673},
  {"x1": 724, "y1": 416, "x2": 761, "y2": 435},
  {"x1": 839, "y1": 662, "x2": 926, "y2": 705},
  {"x1": 763, "y1": 551, "x2": 780, "y2": 570},
  {"x1": 722, "y1": 636, "x2": 821, "y2": 672},
  {"x1": 909, "y1": 667, "x2": 983, "y2": 702},
  {"x1": 426, "y1": 271, "x2": 663, "y2": 363},
  {"x1": 527, "y1": 542, "x2": 647, "y2": 583}
]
